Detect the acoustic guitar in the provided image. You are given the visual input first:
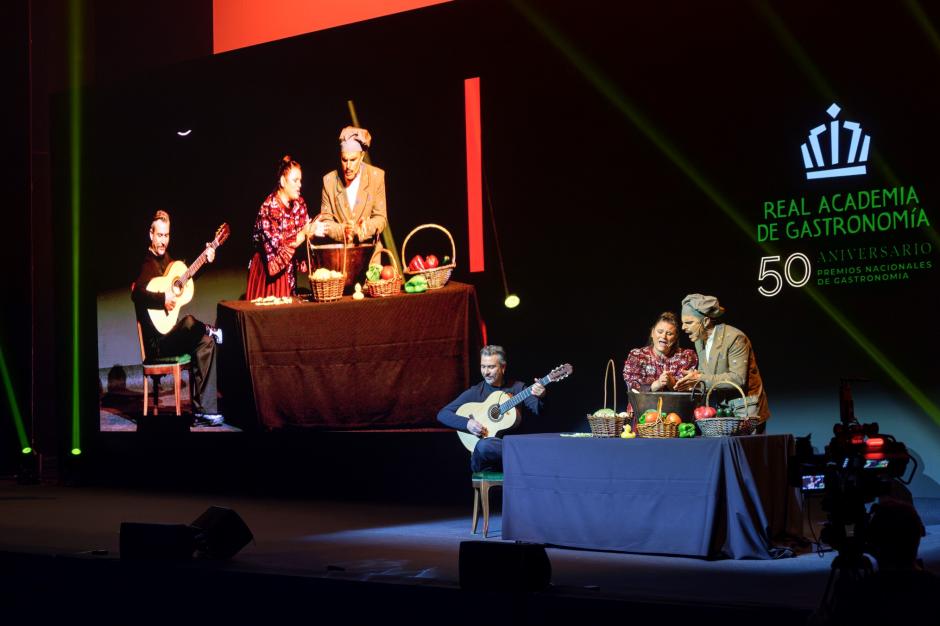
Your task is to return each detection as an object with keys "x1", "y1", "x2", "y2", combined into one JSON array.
[
  {"x1": 146, "y1": 223, "x2": 230, "y2": 335},
  {"x1": 456, "y1": 363, "x2": 573, "y2": 452}
]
